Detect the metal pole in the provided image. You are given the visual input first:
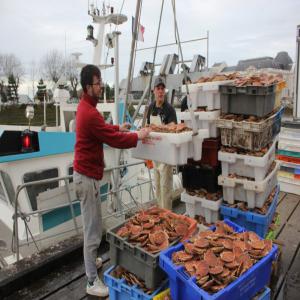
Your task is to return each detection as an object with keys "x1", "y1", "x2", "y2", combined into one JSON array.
[
  {"x1": 207, "y1": 30, "x2": 209, "y2": 69},
  {"x1": 113, "y1": 30, "x2": 123, "y2": 212},
  {"x1": 55, "y1": 103, "x2": 58, "y2": 127},
  {"x1": 64, "y1": 179, "x2": 79, "y2": 235},
  {"x1": 14, "y1": 210, "x2": 19, "y2": 261},
  {"x1": 13, "y1": 185, "x2": 22, "y2": 261},
  {"x1": 114, "y1": 31, "x2": 121, "y2": 123},
  {"x1": 43, "y1": 94, "x2": 46, "y2": 126},
  {"x1": 294, "y1": 25, "x2": 300, "y2": 120},
  {"x1": 122, "y1": 0, "x2": 142, "y2": 123}
]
